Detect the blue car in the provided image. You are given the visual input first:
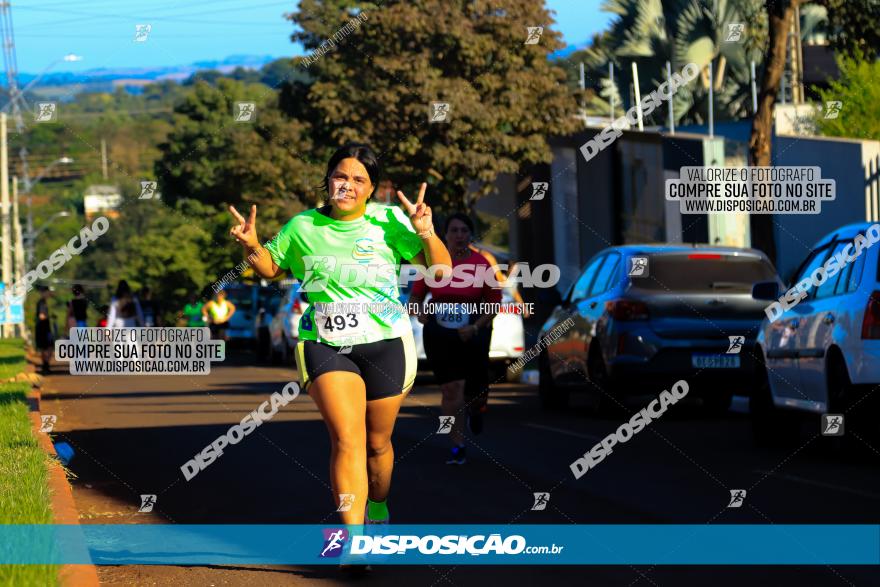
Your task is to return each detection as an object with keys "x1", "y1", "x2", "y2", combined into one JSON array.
[{"x1": 537, "y1": 245, "x2": 782, "y2": 413}]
